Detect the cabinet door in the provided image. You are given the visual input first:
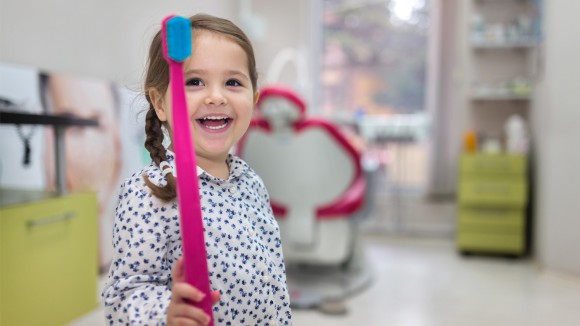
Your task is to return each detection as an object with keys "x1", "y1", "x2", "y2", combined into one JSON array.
[
  {"x1": 460, "y1": 153, "x2": 527, "y2": 176},
  {"x1": 457, "y1": 231, "x2": 525, "y2": 254},
  {"x1": 0, "y1": 192, "x2": 98, "y2": 326},
  {"x1": 458, "y1": 207, "x2": 524, "y2": 233},
  {"x1": 458, "y1": 178, "x2": 527, "y2": 207}
]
